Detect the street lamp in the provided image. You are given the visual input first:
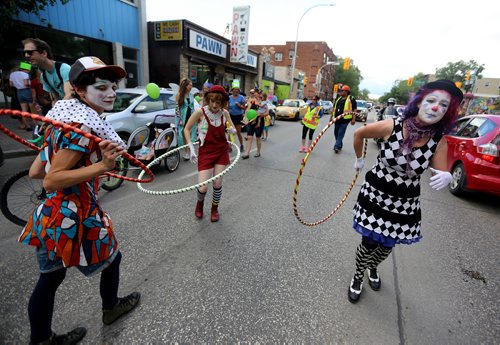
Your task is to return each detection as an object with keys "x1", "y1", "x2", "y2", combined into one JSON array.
[
  {"x1": 315, "y1": 61, "x2": 339, "y2": 96},
  {"x1": 289, "y1": 3, "x2": 335, "y2": 99}
]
